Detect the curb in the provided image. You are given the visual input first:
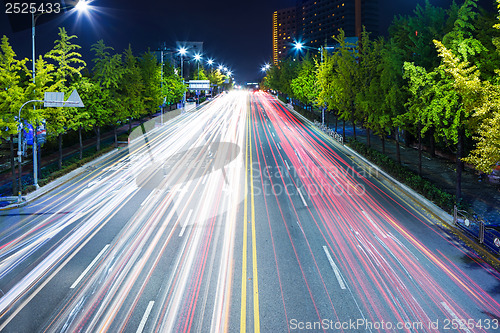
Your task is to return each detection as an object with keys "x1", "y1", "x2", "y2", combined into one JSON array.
[
  {"x1": 0, "y1": 147, "x2": 121, "y2": 210},
  {"x1": 0, "y1": 103, "x2": 203, "y2": 211},
  {"x1": 275, "y1": 98, "x2": 500, "y2": 265}
]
